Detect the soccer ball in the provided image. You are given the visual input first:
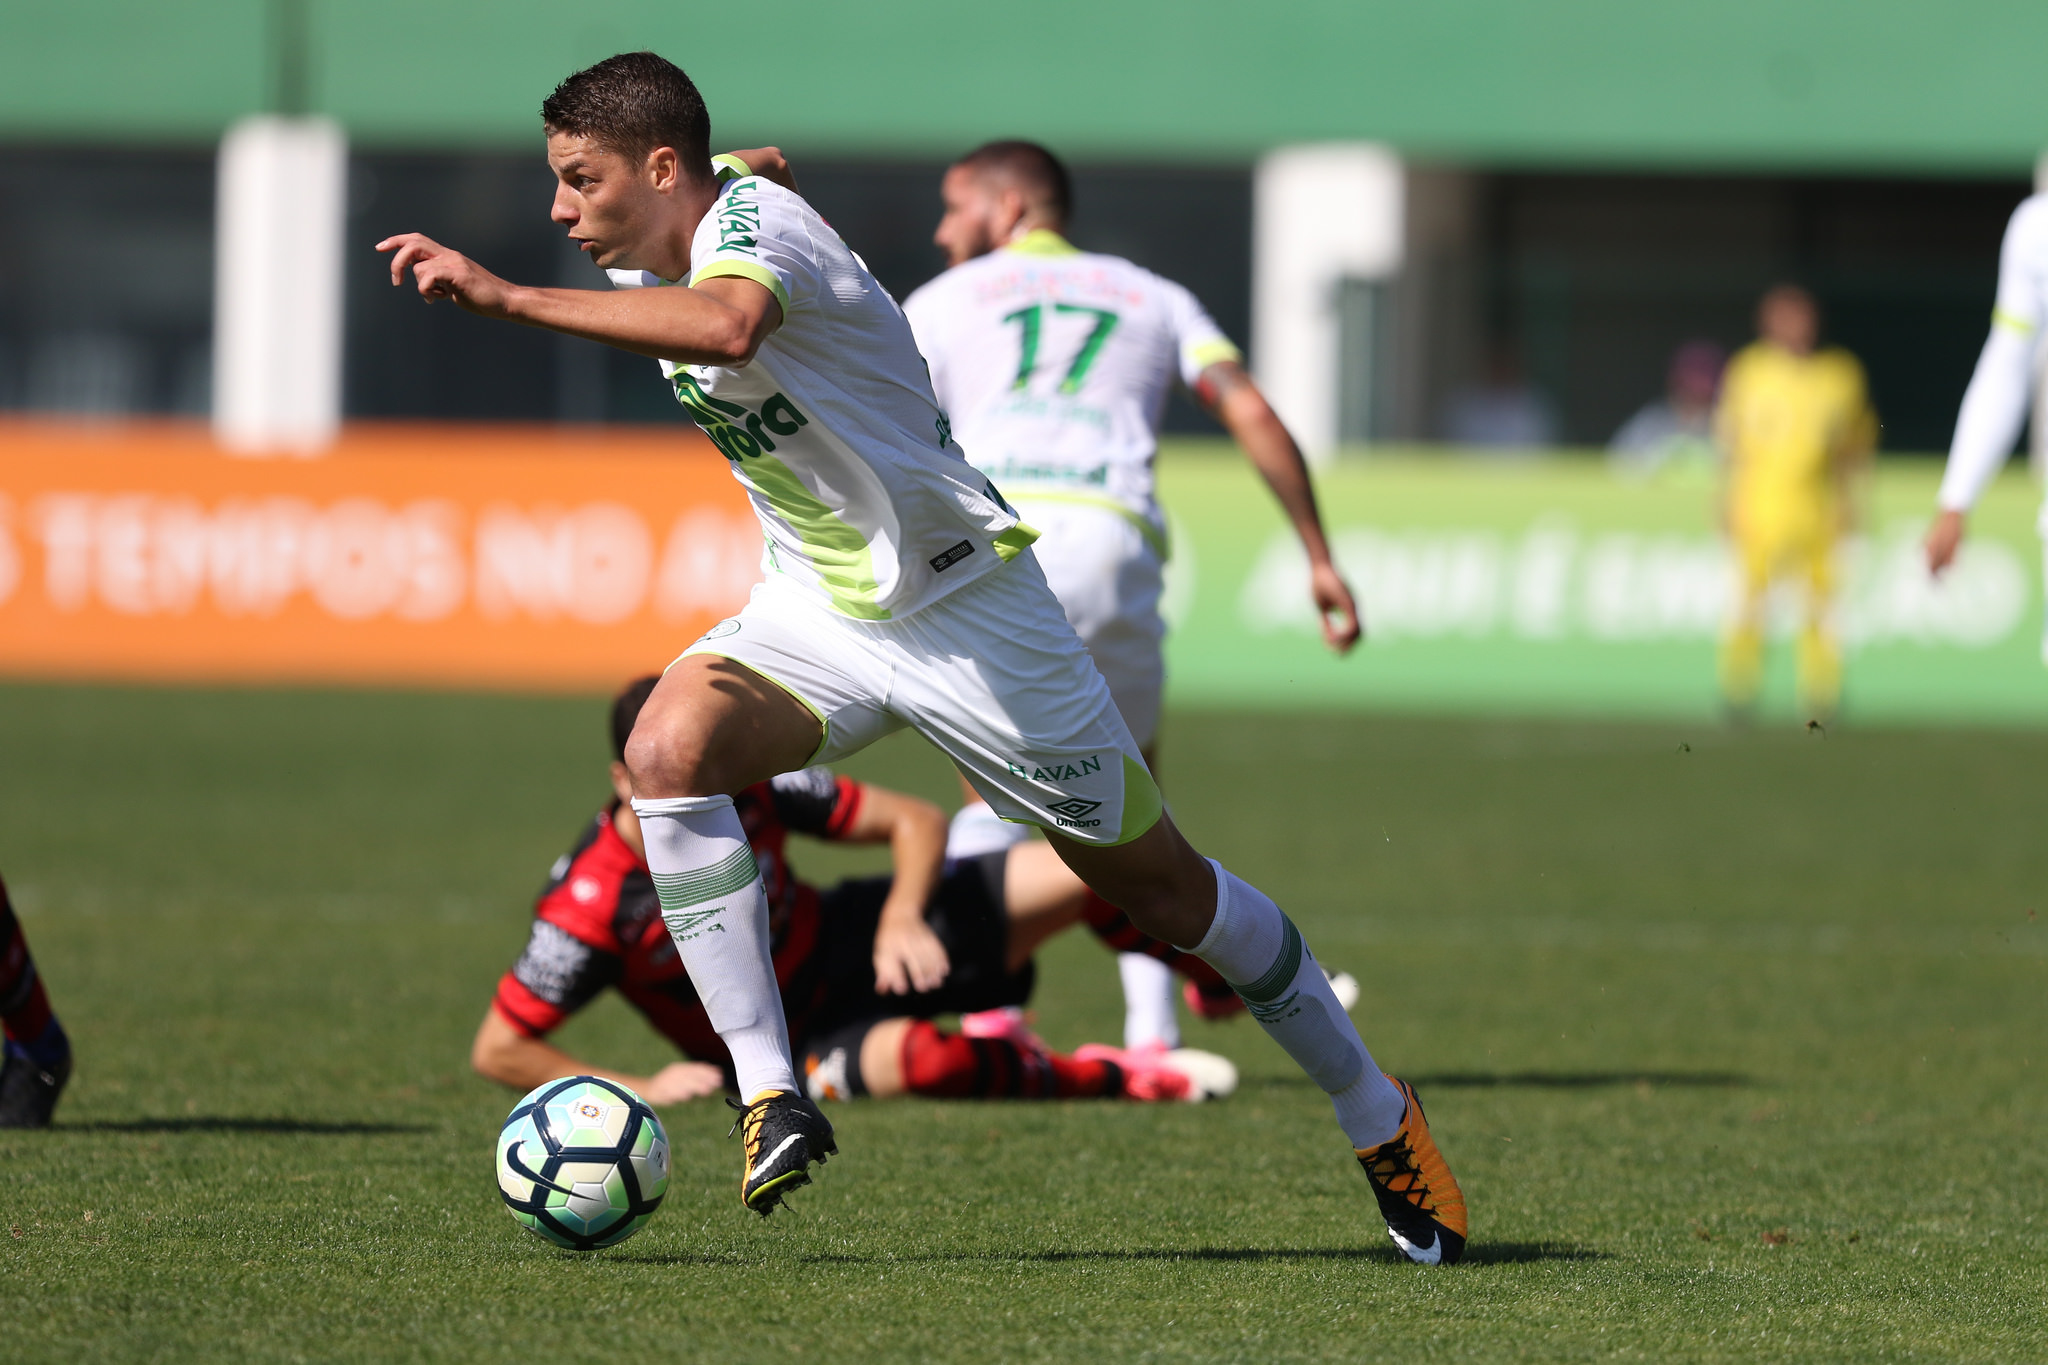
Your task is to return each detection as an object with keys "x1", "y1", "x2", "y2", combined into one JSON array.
[{"x1": 495, "y1": 1076, "x2": 670, "y2": 1250}]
